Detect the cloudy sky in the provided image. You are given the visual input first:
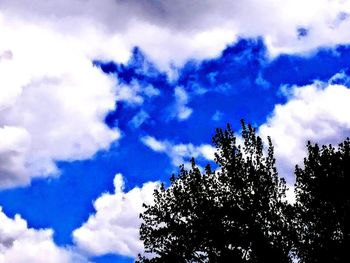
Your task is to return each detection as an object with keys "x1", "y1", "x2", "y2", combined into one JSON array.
[{"x1": 1, "y1": 0, "x2": 350, "y2": 262}]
